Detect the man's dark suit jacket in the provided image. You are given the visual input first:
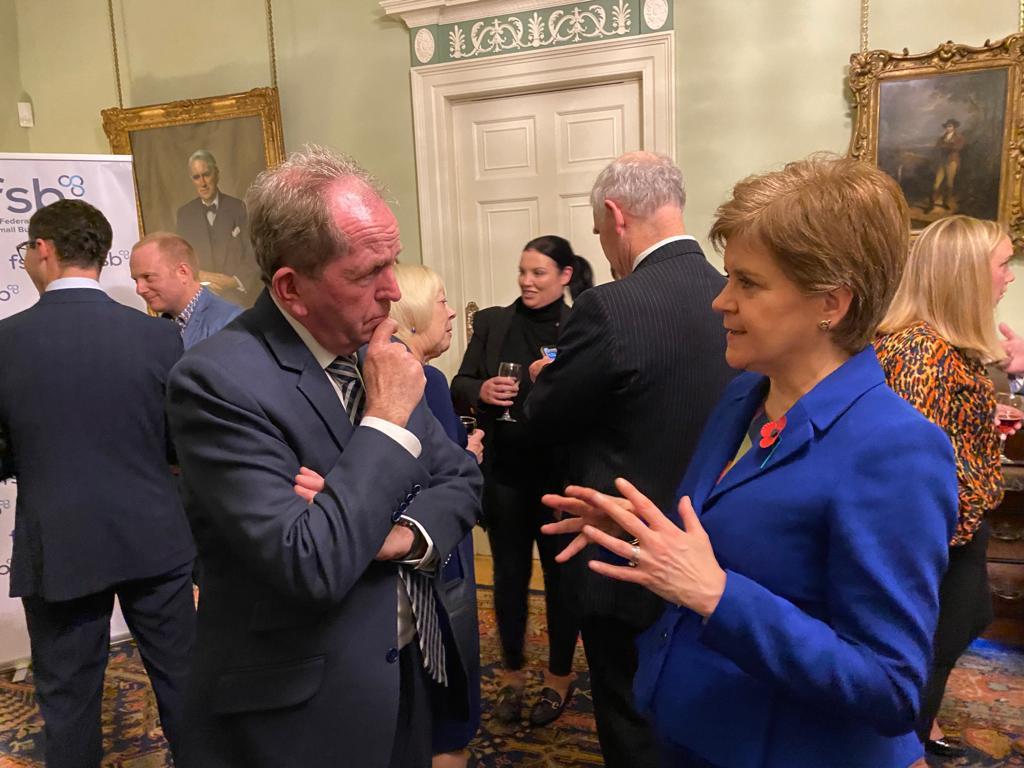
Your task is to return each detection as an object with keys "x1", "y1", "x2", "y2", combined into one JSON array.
[
  {"x1": 166, "y1": 291, "x2": 482, "y2": 768},
  {"x1": 175, "y1": 193, "x2": 260, "y2": 307},
  {"x1": 0, "y1": 288, "x2": 195, "y2": 601},
  {"x1": 525, "y1": 239, "x2": 735, "y2": 627}
]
